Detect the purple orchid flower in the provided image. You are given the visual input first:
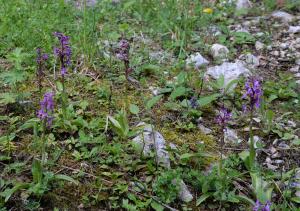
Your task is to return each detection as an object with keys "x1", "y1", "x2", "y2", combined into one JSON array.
[
  {"x1": 53, "y1": 32, "x2": 72, "y2": 76},
  {"x1": 243, "y1": 77, "x2": 263, "y2": 111},
  {"x1": 253, "y1": 200, "x2": 271, "y2": 211},
  {"x1": 38, "y1": 92, "x2": 55, "y2": 127},
  {"x1": 216, "y1": 106, "x2": 232, "y2": 129}
]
